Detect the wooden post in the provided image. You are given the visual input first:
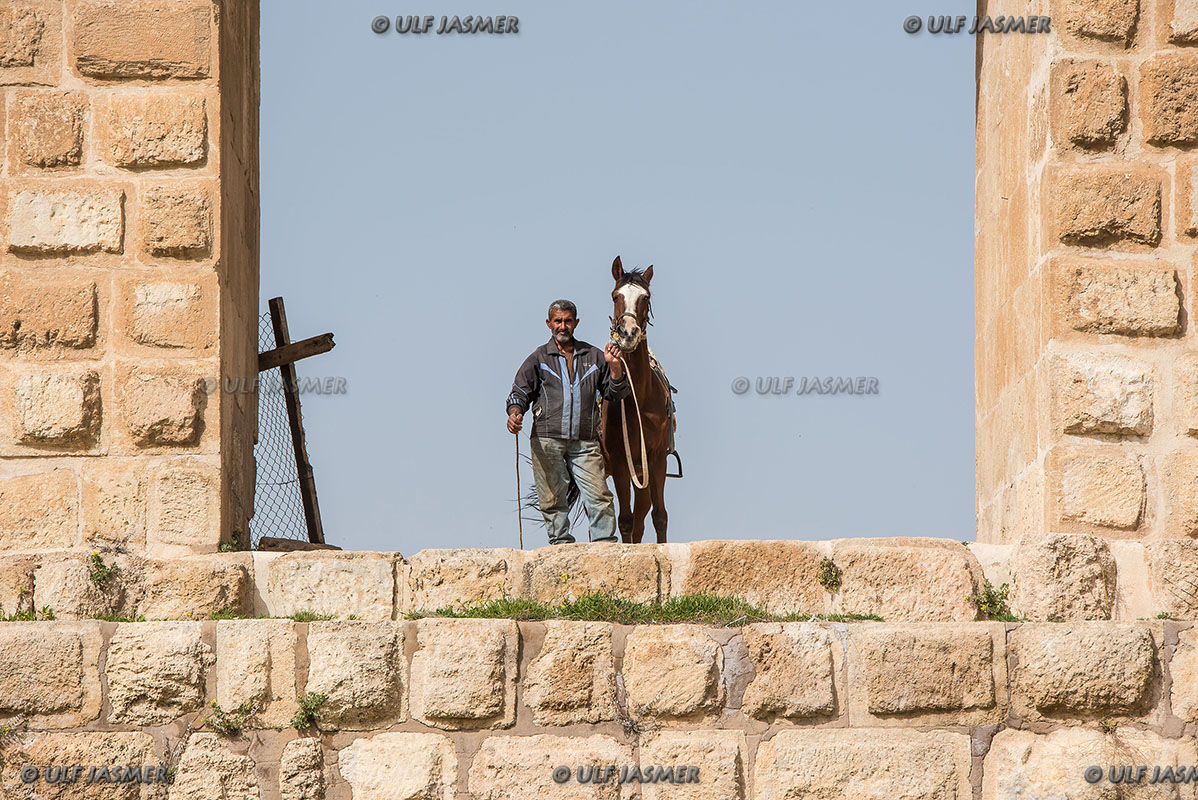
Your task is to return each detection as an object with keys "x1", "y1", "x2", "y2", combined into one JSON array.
[{"x1": 268, "y1": 296, "x2": 325, "y2": 544}]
